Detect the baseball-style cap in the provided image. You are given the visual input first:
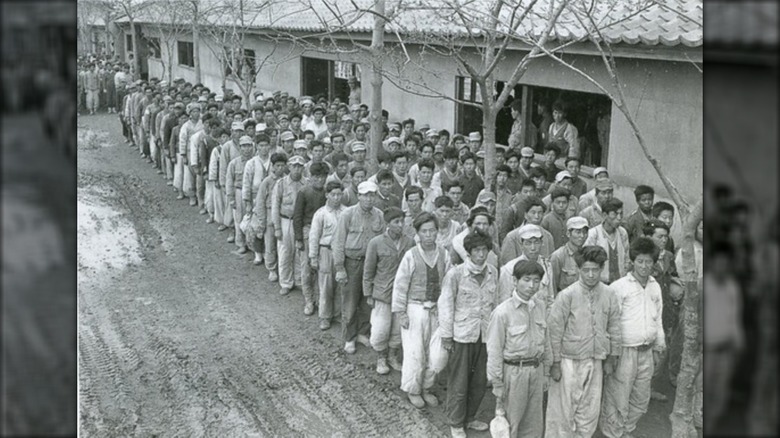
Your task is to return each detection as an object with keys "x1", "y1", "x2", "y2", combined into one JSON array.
[
  {"x1": 517, "y1": 224, "x2": 543, "y2": 240},
  {"x1": 198, "y1": 96, "x2": 208, "y2": 102},
  {"x1": 476, "y1": 150, "x2": 486, "y2": 159},
  {"x1": 520, "y1": 147, "x2": 535, "y2": 158},
  {"x1": 596, "y1": 179, "x2": 614, "y2": 191},
  {"x1": 289, "y1": 155, "x2": 306, "y2": 166},
  {"x1": 239, "y1": 135, "x2": 254, "y2": 145},
  {"x1": 495, "y1": 144, "x2": 508, "y2": 153},
  {"x1": 186, "y1": 103, "x2": 200, "y2": 114},
  {"x1": 162, "y1": 95, "x2": 173, "y2": 102},
  {"x1": 255, "y1": 123, "x2": 267, "y2": 133},
  {"x1": 593, "y1": 167, "x2": 609, "y2": 178},
  {"x1": 341, "y1": 114, "x2": 354, "y2": 122},
  {"x1": 312, "y1": 105, "x2": 326, "y2": 115},
  {"x1": 388, "y1": 123, "x2": 401, "y2": 132},
  {"x1": 349, "y1": 103, "x2": 361, "y2": 112},
  {"x1": 280, "y1": 131, "x2": 295, "y2": 141},
  {"x1": 215, "y1": 95, "x2": 224, "y2": 102},
  {"x1": 434, "y1": 145, "x2": 444, "y2": 154},
  {"x1": 357, "y1": 181, "x2": 379, "y2": 194},
  {"x1": 351, "y1": 142, "x2": 367, "y2": 152},
  {"x1": 418, "y1": 123, "x2": 430, "y2": 131},
  {"x1": 277, "y1": 113, "x2": 289, "y2": 121},
  {"x1": 477, "y1": 191, "x2": 496, "y2": 204},
  {"x1": 555, "y1": 170, "x2": 572, "y2": 182},
  {"x1": 468, "y1": 132, "x2": 482, "y2": 141},
  {"x1": 566, "y1": 216, "x2": 589, "y2": 230},
  {"x1": 231, "y1": 121, "x2": 245, "y2": 131},
  {"x1": 300, "y1": 96, "x2": 314, "y2": 105},
  {"x1": 426, "y1": 130, "x2": 439, "y2": 138},
  {"x1": 293, "y1": 139, "x2": 308, "y2": 149},
  {"x1": 173, "y1": 102, "x2": 185, "y2": 110},
  {"x1": 384, "y1": 136, "x2": 401, "y2": 145}
]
